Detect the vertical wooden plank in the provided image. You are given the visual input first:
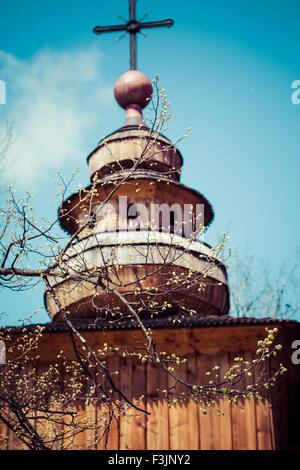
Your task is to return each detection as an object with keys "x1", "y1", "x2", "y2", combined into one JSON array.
[
  {"x1": 10, "y1": 361, "x2": 37, "y2": 450},
  {"x1": 242, "y1": 351, "x2": 258, "y2": 450},
  {"x1": 106, "y1": 356, "x2": 121, "y2": 450},
  {"x1": 230, "y1": 352, "x2": 248, "y2": 450},
  {"x1": 94, "y1": 403, "x2": 106, "y2": 450},
  {"x1": 199, "y1": 352, "x2": 233, "y2": 451},
  {"x1": 32, "y1": 361, "x2": 52, "y2": 450},
  {"x1": 119, "y1": 358, "x2": 132, "y2": 449},
  {"x1": 254, "y1": 358, "x2": 274, "y2": 450},
  {"x1": 168, "y1": 361, "x2": 190, "y2": 450},
  {"x1": 130, "y1": 360, "x2": 147, "y2": 449},
  {"x1": 73, "y1": 402, "x2": 88, "y2": 450},
  {"x1": 5, "y1": 361, "x2": 26, "y2": 450},
  {"x1": 49, "y1": 360, "x2": 81, "y2": 450},
  {"x1": 218, "y1": 352, "x2": 233, "y2": 450},
  {"x1": 230, "y1": 351, "x2": 258, "y2": 450},
  {"x1": 146, "y1": 362, "x2": 169, "y2": 450},
  {"x1": 155, "y1": 365, "x2": 169, "y2": 450},
  {"x1": 147, "y1": 363, "x2": 161, "y2": 450},
  {"x1": 186, "y1": 354, "x2": 200, "y2": 449},
  {"x1": 84, "y1": 403, "x2": 98, "y2": 450},
  {"x1": 119, "y1": 358, "x2": 147, "y2": 450},
  {"x1": 0, "y1": 411, "x2": 8, "y2": 450},
  {"x1": 51, "y1": 360, "x2": 65, "y2": 450},
  {"x1": 196, "y1": 354, "x2": 215, "y2": 450},
  {"x1": 255, "y1": 397, "x2": 273, "y2": 449},
  {"x1": 208, "y1": 353, "x2": 227, "y2": 450},
  {"x1": 95, "y1": 360, "x2": 111, "y2": 451},
  {"x1": 269, "y1": 350, "x2": 288, "y2": 449},
  {"x1": 146, "y1": 362, "x2": 161, "y2": 450},
  {"x1": 61, "y1": 359, "x2": 80, "y2": 450},
  {"x1": 30, "y1": 359, "x2": 65, "y2": 450}
]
